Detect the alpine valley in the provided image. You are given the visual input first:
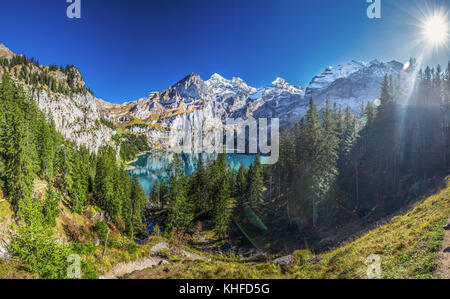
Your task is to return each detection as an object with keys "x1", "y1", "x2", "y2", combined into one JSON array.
[{"x1": 0, "y1": 41, "x2": 448, "y2": 280}]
